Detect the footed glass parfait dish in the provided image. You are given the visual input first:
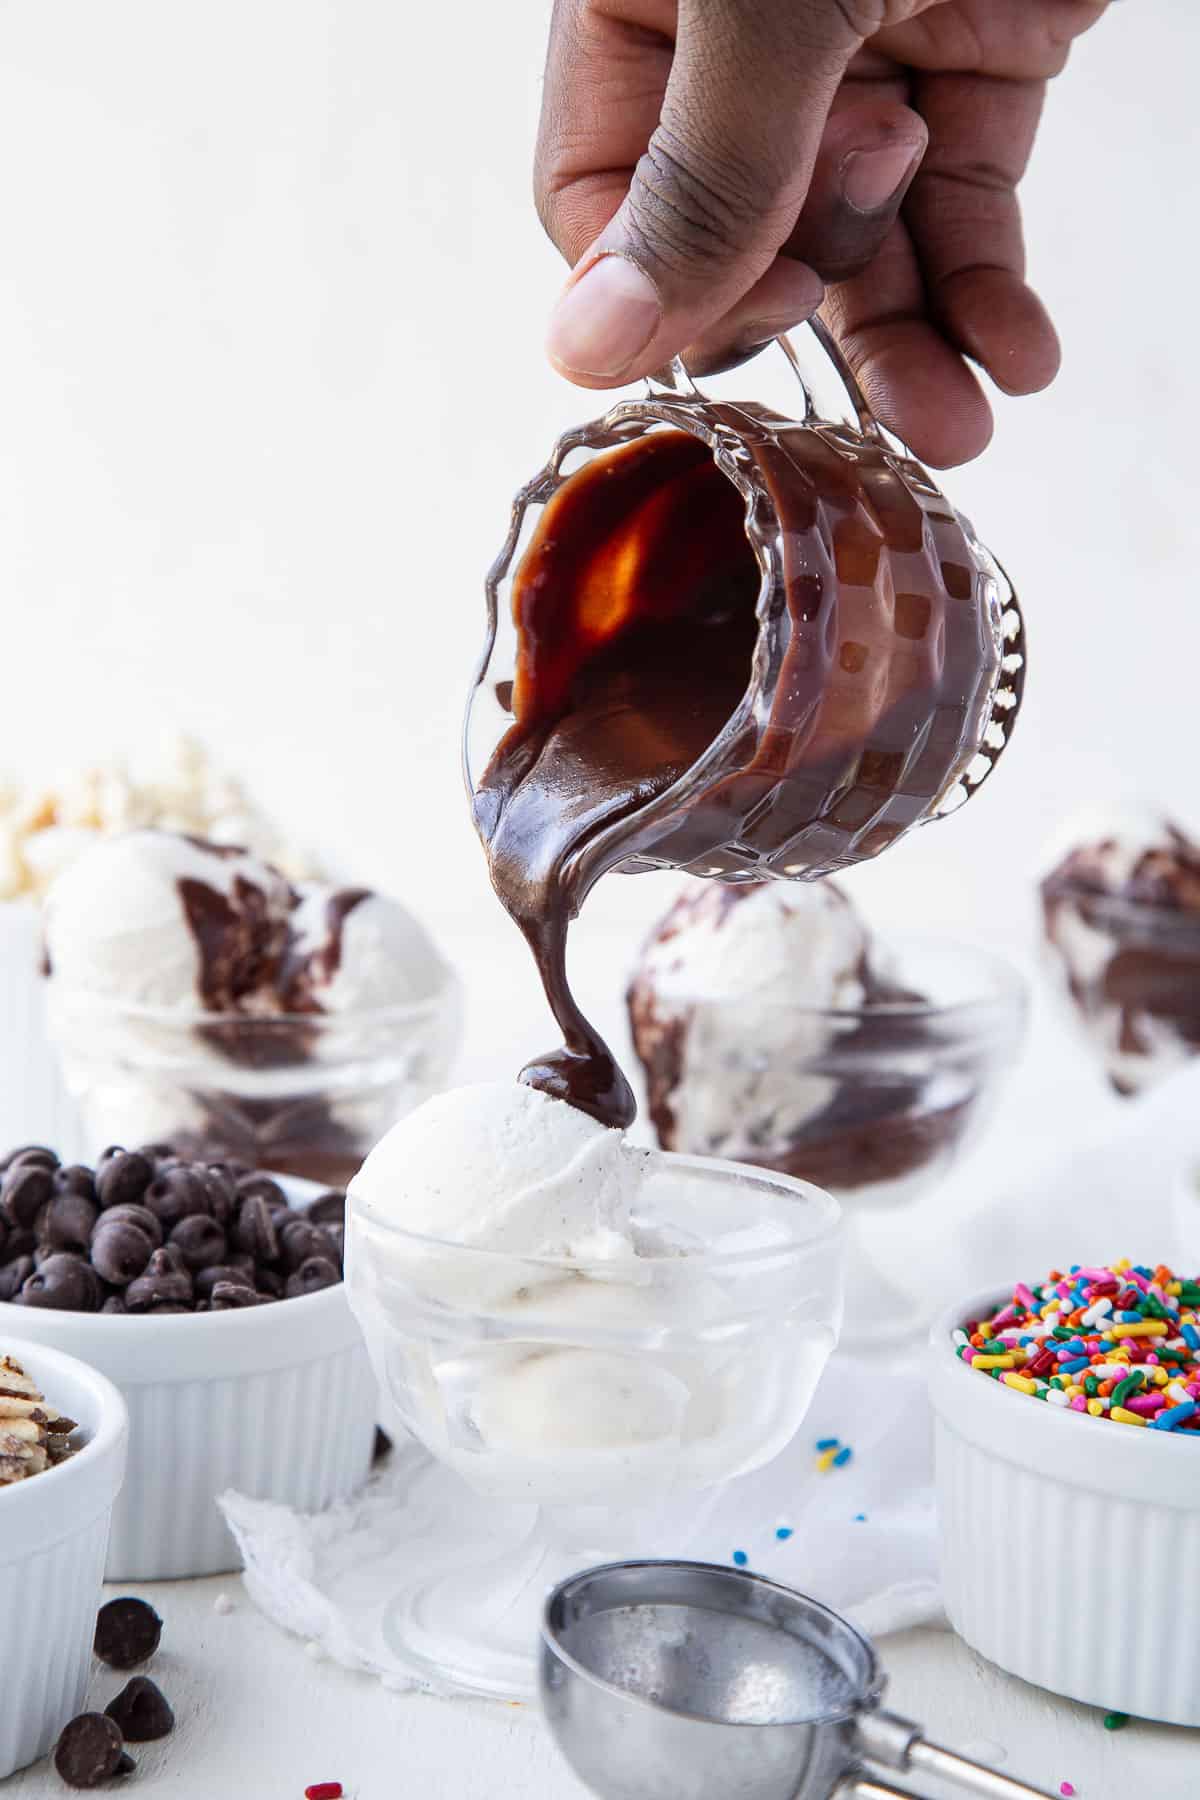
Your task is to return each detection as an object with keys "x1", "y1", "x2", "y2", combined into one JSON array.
[
  {"x1": 46, "y1": 986, "x2": 463, "y2": 1186},
  {"x1": 633, "y1": 938, "x2": 1026, "y2": 1348},
  {"x1": 346, "y1": 1153, "x2": 842, "y2": 1700}
]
